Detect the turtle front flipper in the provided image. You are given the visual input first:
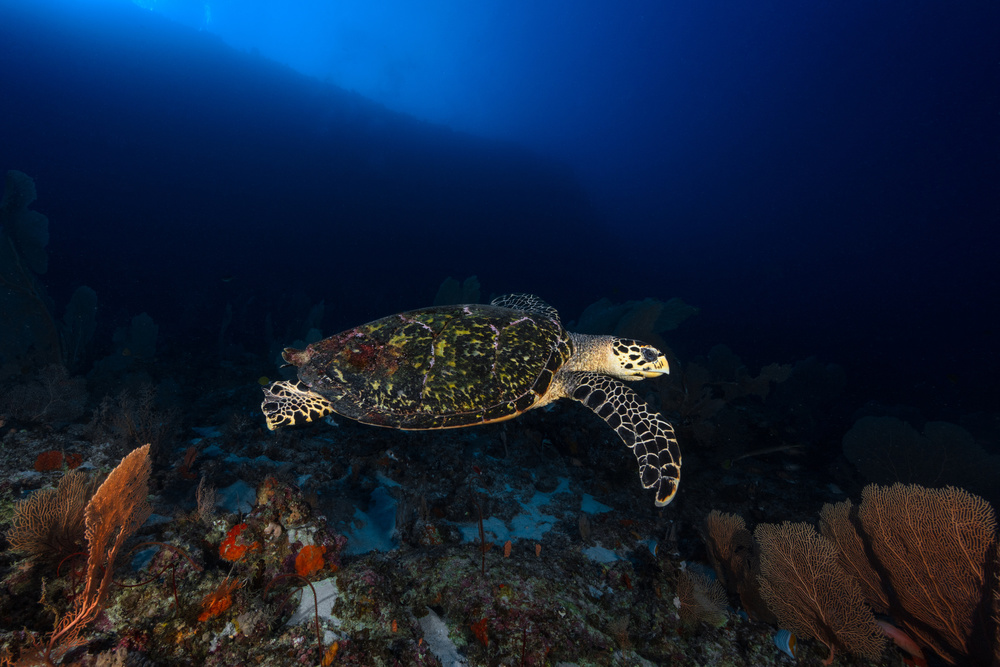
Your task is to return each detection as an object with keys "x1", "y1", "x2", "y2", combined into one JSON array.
[
  {"x1": 567, "y1": 372, "x2": 681, "y2": 506},
  {"x1": 261, "y1": 381, "x2": 336, "y2": 431},
  {"x1": 490, "y1": 294, "x2": 561, "y2": 322}
]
